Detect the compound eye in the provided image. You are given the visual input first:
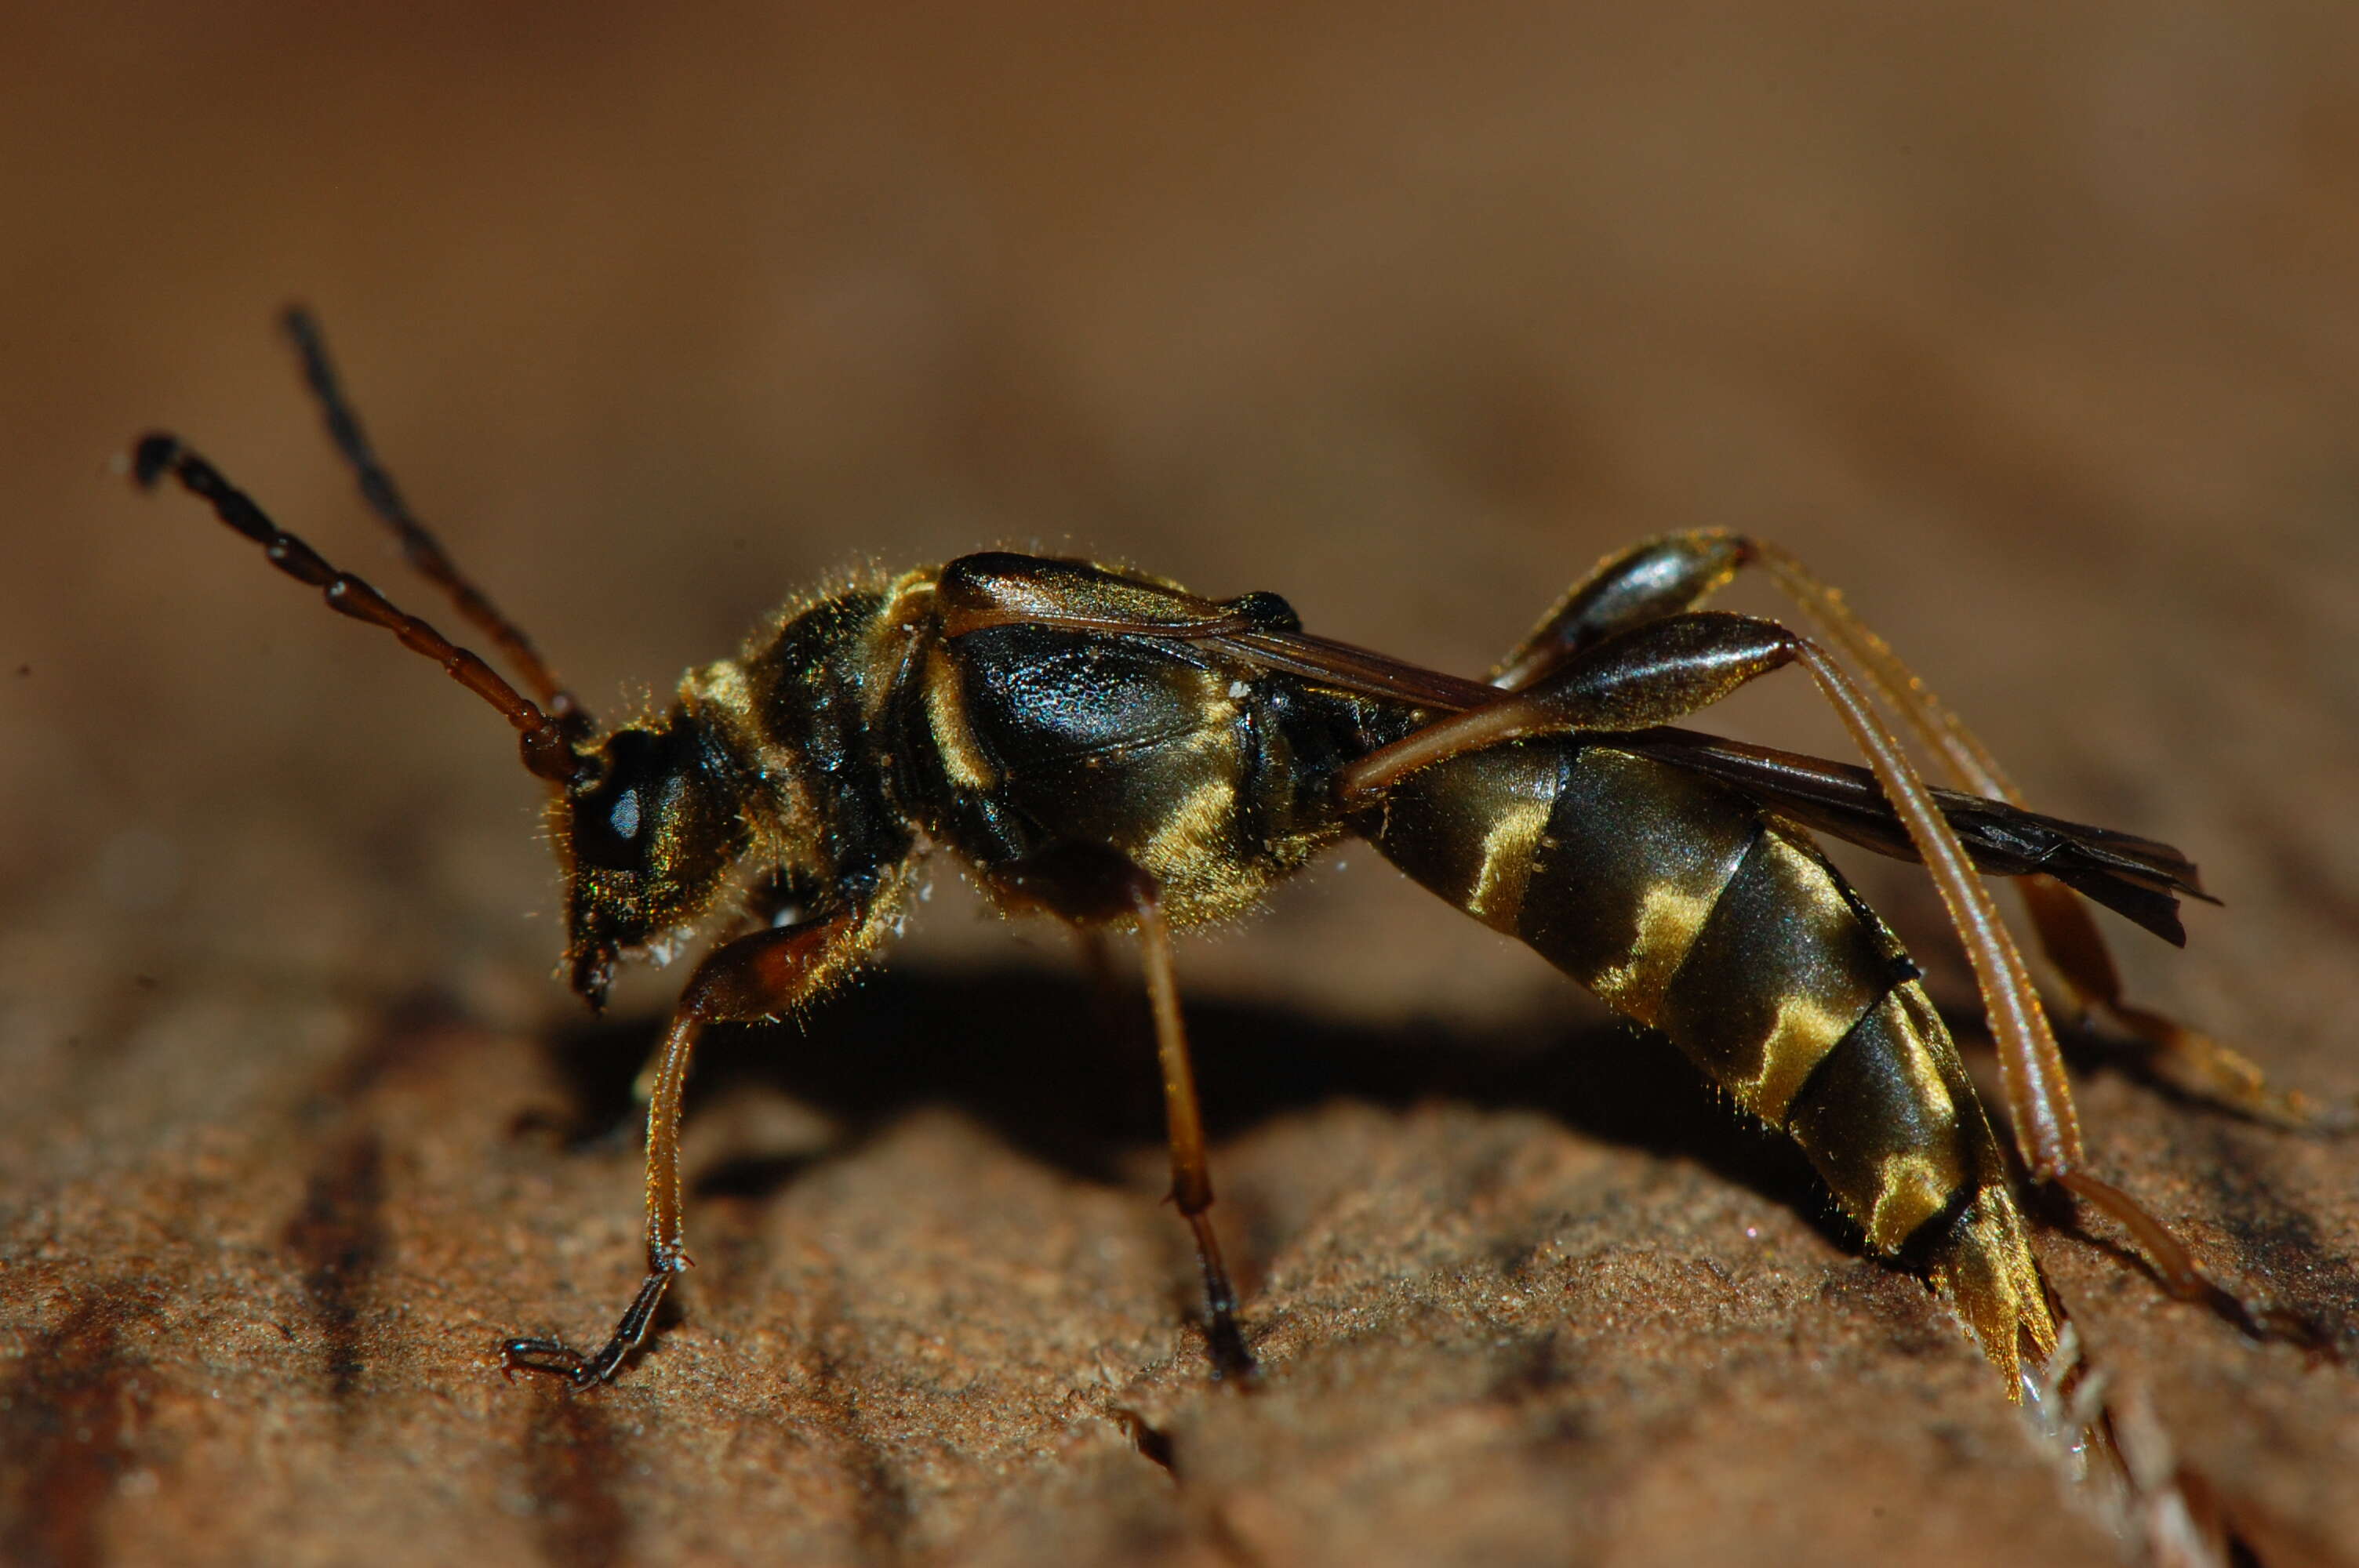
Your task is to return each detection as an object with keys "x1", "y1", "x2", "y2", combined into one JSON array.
[
  {"x1": 608, "y1": 787, "x2": 643, "y2": 843},
  {"x1": 570, "y1": 726, "x2": 676, "y2": 870}
]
